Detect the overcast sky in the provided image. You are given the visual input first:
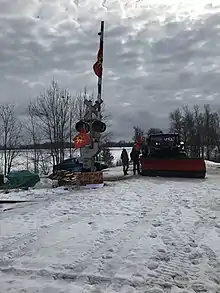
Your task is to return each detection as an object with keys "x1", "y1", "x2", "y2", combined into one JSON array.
[{"x1": 1, "y1": 1, "x2": 220, "y2": 140}]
